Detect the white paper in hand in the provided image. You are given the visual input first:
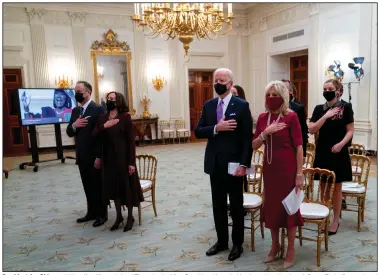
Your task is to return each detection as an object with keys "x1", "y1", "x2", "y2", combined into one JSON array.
[
  {"x1": 282, "y1": 188, "x2": 304, "y2": 216},
  {"x1": 228, "y1": 162, "x2": 255, "y2": 175}
]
